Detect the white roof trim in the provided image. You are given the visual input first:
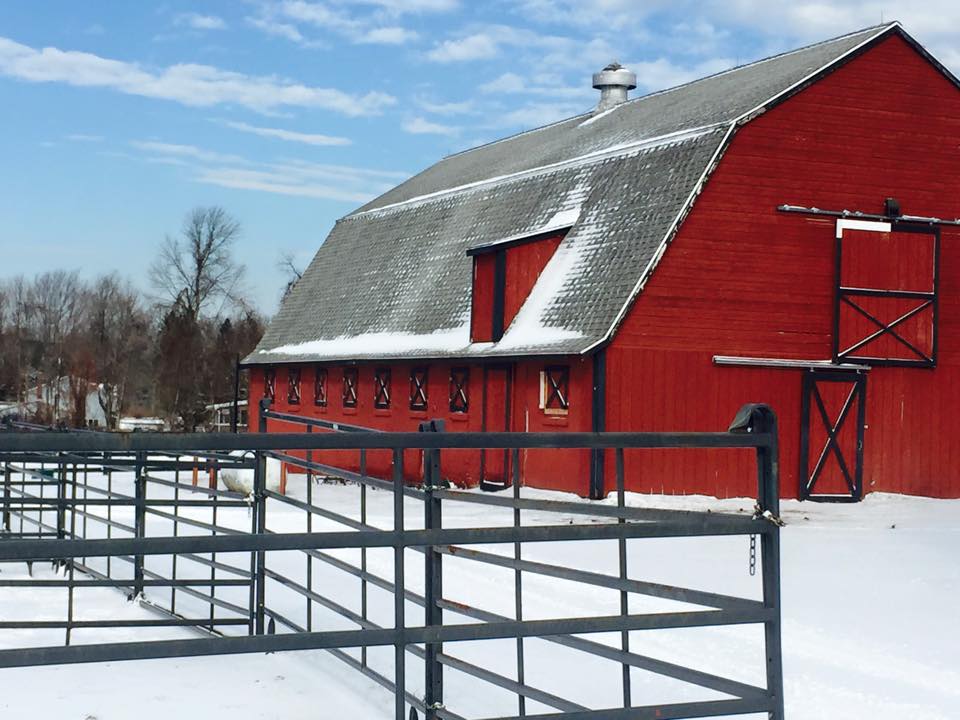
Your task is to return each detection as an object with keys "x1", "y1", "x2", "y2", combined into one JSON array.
[{"x1": 713, "y1": 356, "x2": 870, "y2": 371}]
